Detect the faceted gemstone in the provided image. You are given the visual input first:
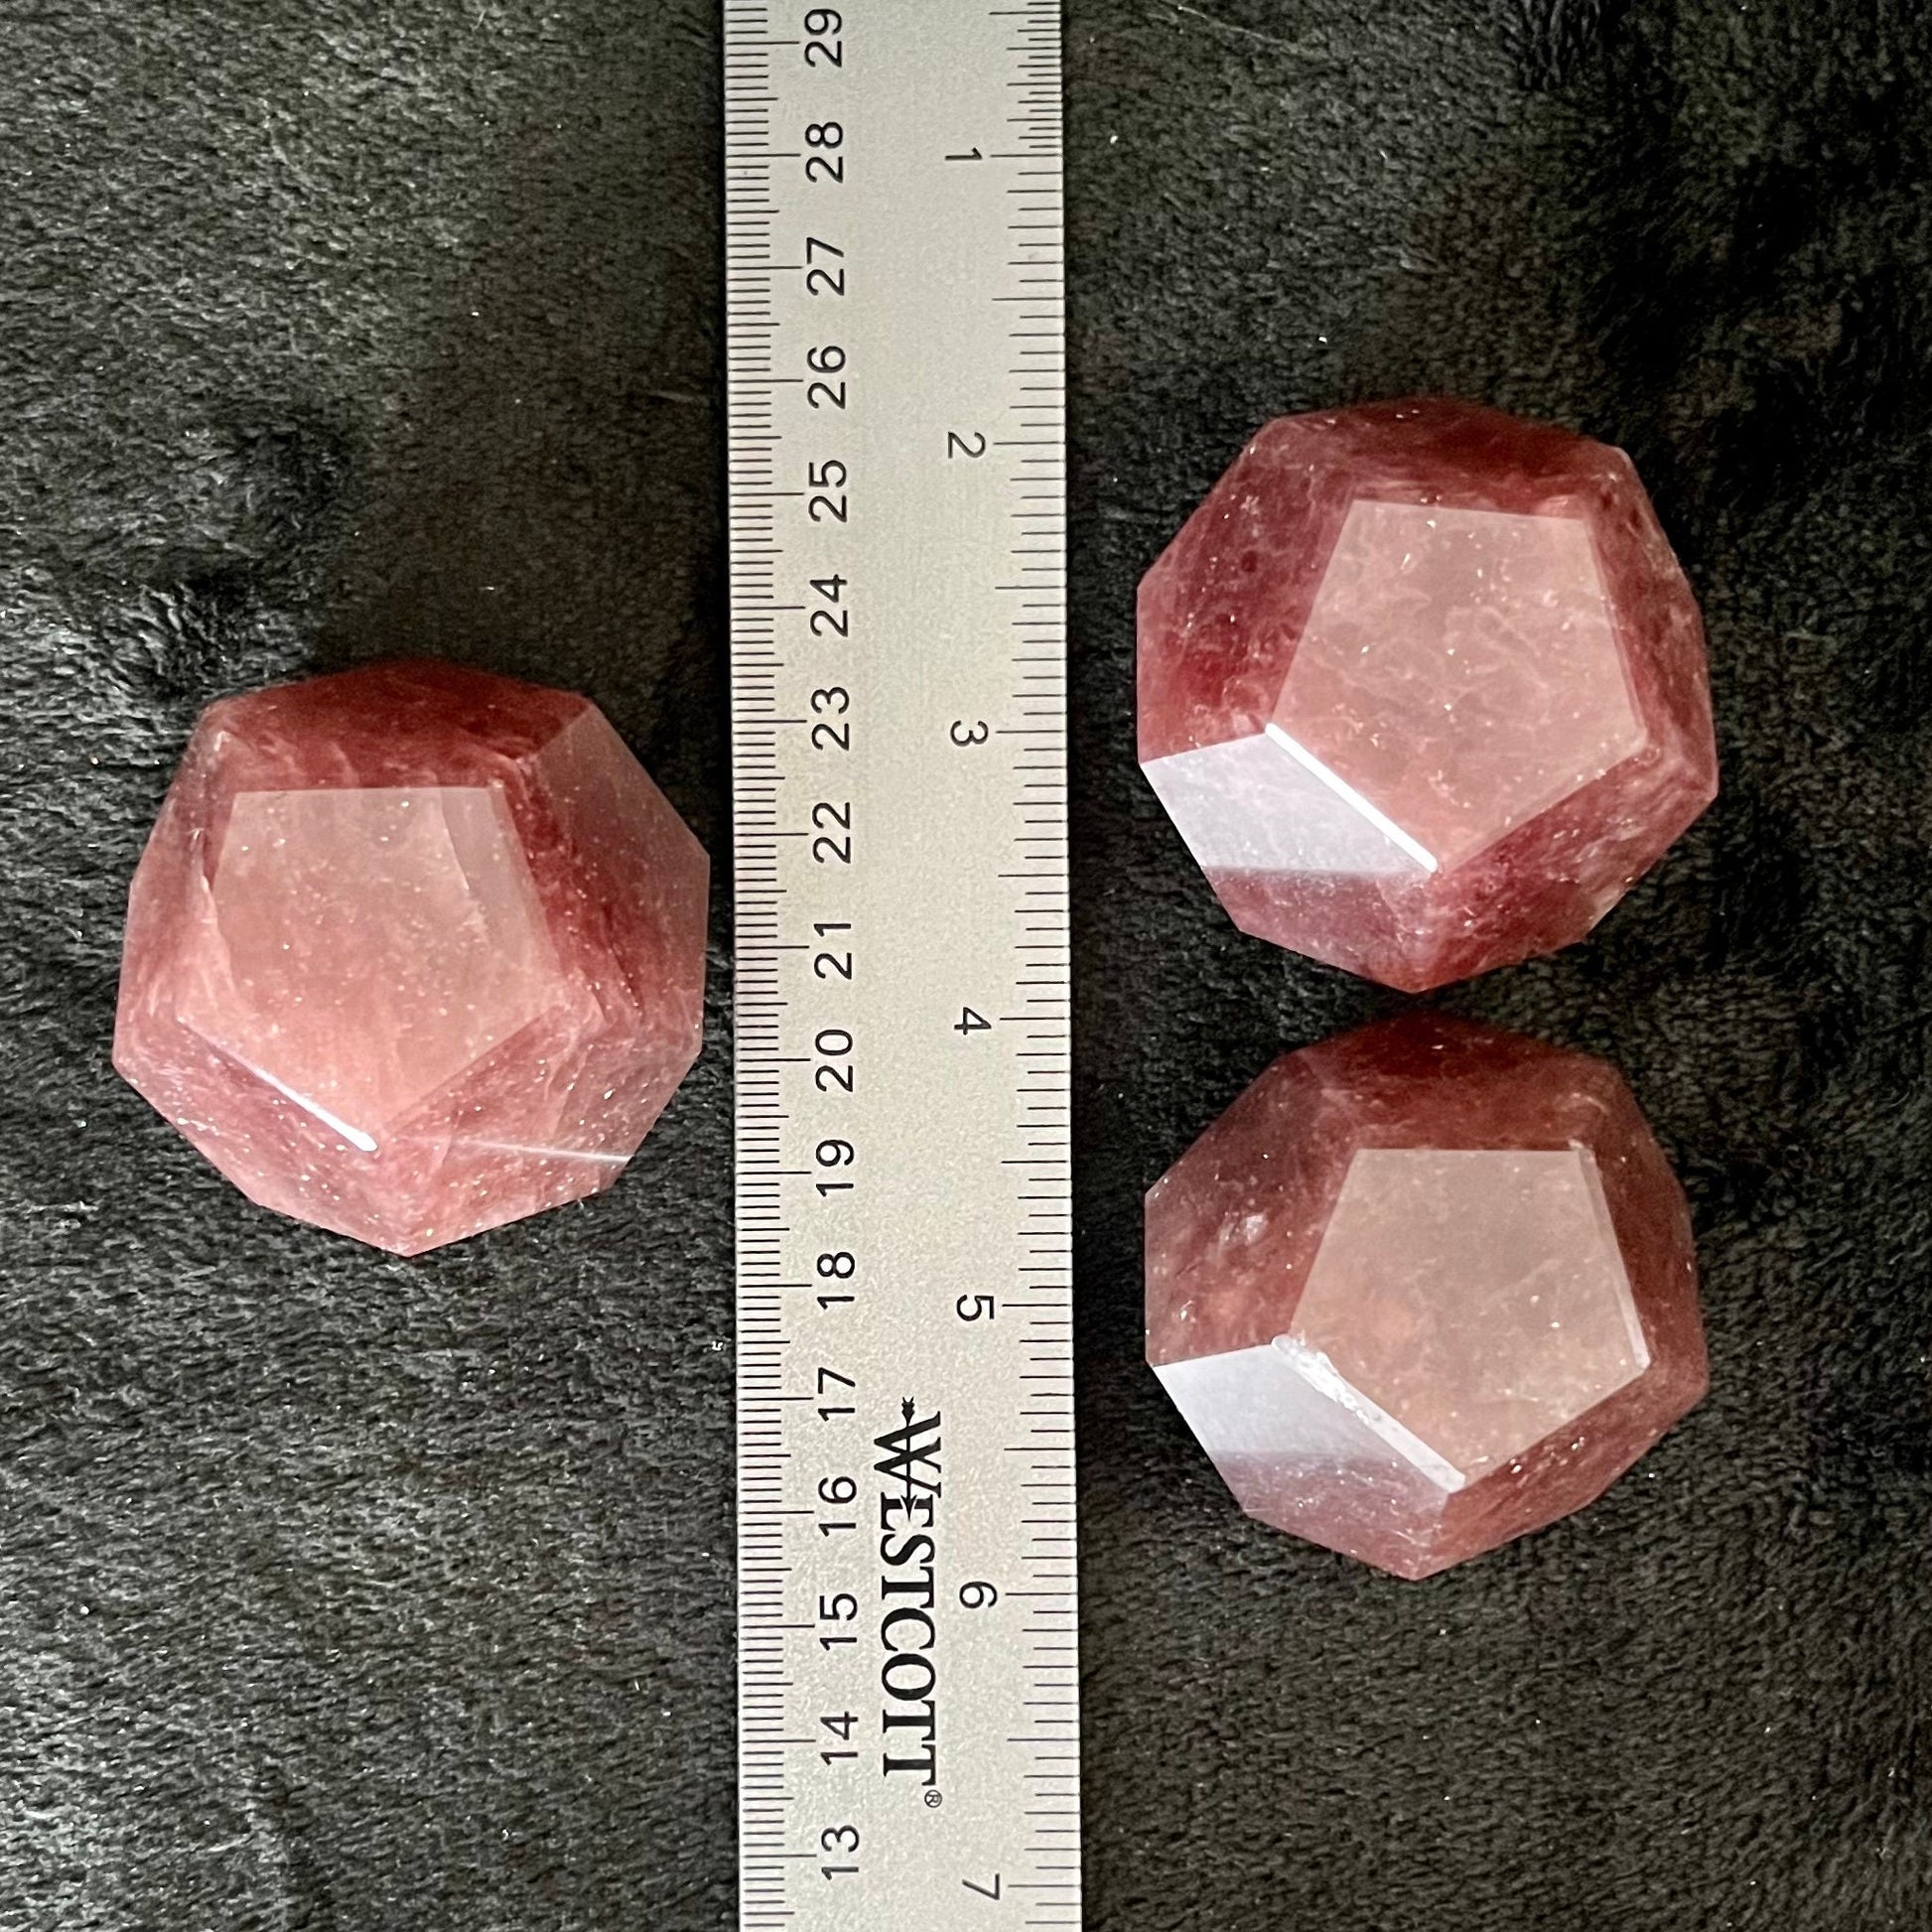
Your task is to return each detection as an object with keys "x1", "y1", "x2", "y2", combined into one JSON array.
[
  {"x1": 1138, "y1": 399, "x2": 1719, "y2": 991},
  {"x1": 114, "y1": 660, "x2": 710, "y2": 1255},
  {"x1": 1145, "y1": 1015, "x2": 1707, "y2": 1579}
]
